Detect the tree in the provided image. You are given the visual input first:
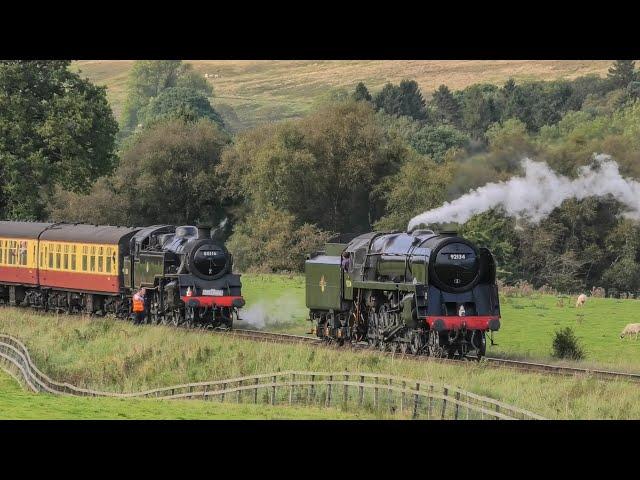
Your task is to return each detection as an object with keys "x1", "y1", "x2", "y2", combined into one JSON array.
[
  {"x1": 406, "y1": 124, "x2": 469, "y2": 163},
  {"x1": 226, "y1": 206, "x2": 331, "y2": 272},
  {"x1": 353, "y1": 82, "x2": 372, "y2": 102},
  {"x1": 431, "y1": 84, "x2": 461, "y2": 126},
  {"x1": 607, "y1": 60, "x2": 637, "y2": 89},
  {"x1": 374, "y1": 154, "x2": 454, "y2": 231},
  {"x1": 50, "y1": 119, "x2": 231, "y2": 227},
  {"x1": 120, "y1": 61, "x2": 212, "y2": 135},
  {"x1": 460, "y1": 84, "x2": 501, "y2": 139},
  {"x1": 140, "y1": 86, "x2": 224, "y2": 127},
  {"x1": 374, "y1": 80, "x2": 427, "y2": 120},
  {"x1": 0, "y1": 60, "x2": 118, "y2": 220},
  {"x1": 218, "y1": 100, "x2": 407, "y2": 234}
]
